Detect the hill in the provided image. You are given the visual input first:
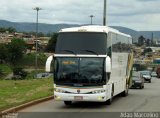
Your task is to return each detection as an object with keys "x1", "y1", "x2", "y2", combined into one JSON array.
[
  {"x1": 0, "y1": 20, "x2": 80, "y2": 34},
  {"x1": 139, "y1": 31, "x2": 160, "y2": 41},
  {"x1": 0, "y1": 20, "x2": 160, "y2": 42}
]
